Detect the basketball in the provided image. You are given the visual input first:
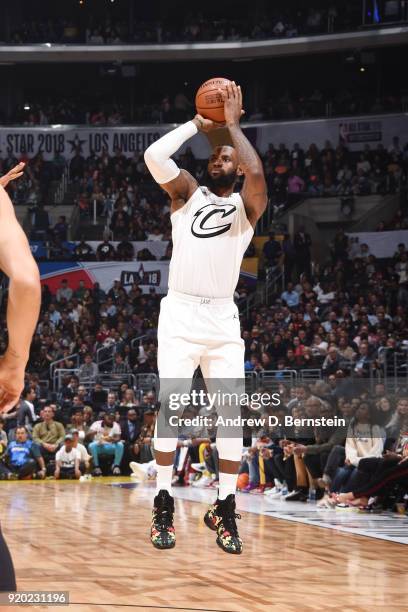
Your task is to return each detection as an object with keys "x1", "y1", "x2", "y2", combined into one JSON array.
[{"x1": 195, "y1": 77, "x2": 231, "y2": 123}]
